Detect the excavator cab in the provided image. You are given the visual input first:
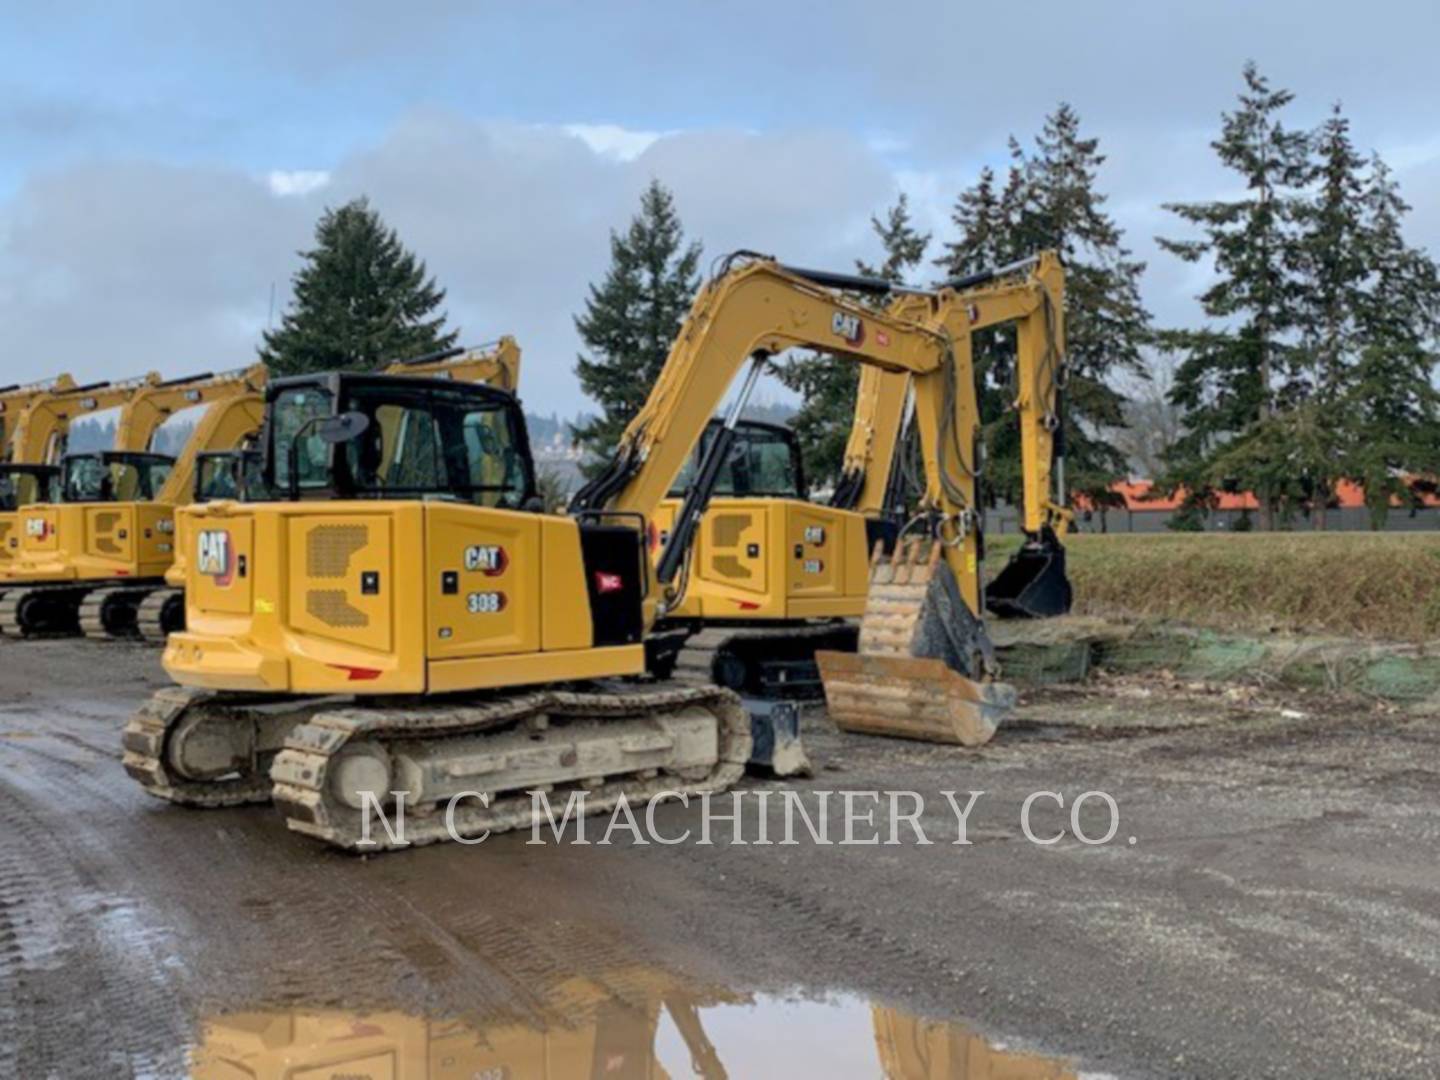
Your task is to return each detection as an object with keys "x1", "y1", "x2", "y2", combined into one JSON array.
[
  {"x1": 59, "y1": 451, "x2": 176, "y2": 504},
  {"x1": 194, "y1": 448, "x2": 265, "y2": 503},
  {"x1": 670, "y1": 419, "x2": 808, "y2": 501},
  {"x1": 0, "y1": 464, "x2": 59, "y2": 512},
  {"x1": 259, "y1": 373, "x2": 538, "y2": 509}
]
